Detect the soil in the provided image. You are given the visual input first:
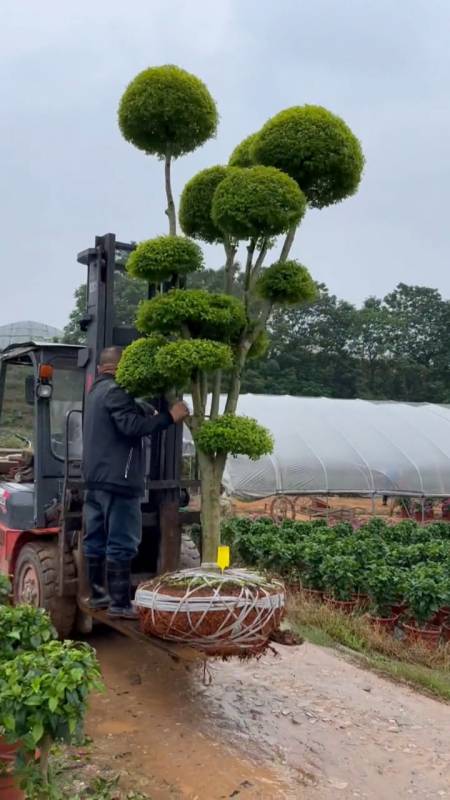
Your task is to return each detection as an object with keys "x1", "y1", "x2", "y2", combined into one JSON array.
[{"x1": 86, "y1": 627, "x2": 450, "y2": 800}]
